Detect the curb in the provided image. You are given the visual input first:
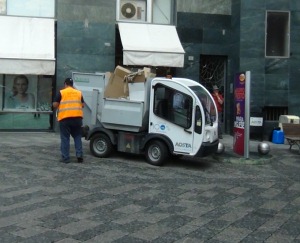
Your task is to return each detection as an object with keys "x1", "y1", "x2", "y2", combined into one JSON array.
[{"x1": 210, "y1": 151, "x2": 273, "y2": 165}]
